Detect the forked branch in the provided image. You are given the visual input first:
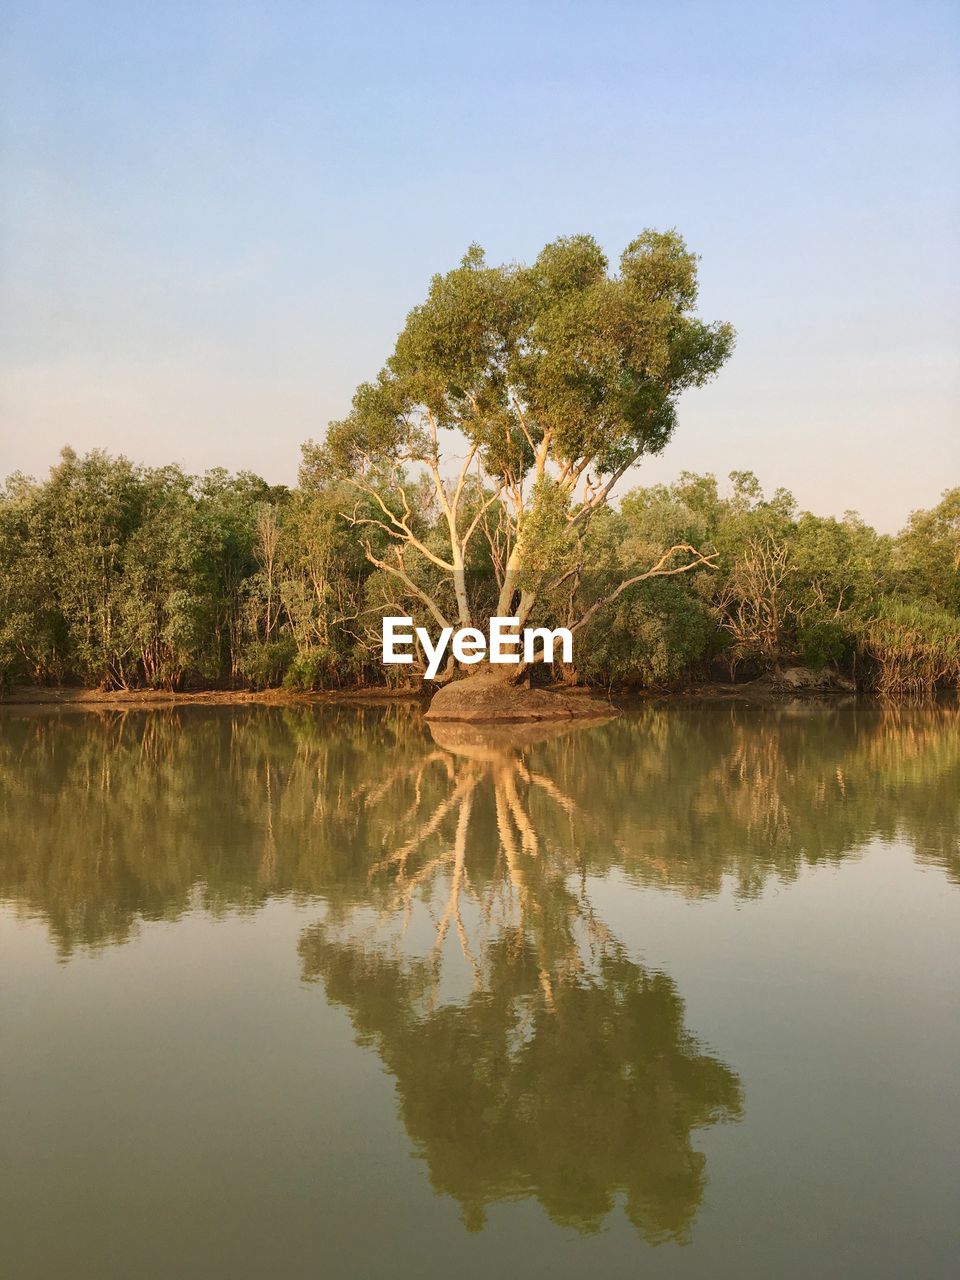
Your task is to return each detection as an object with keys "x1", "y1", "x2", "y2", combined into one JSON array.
[{"x1": 570, "y1": 544, "x2": 718, "y2": 634}]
